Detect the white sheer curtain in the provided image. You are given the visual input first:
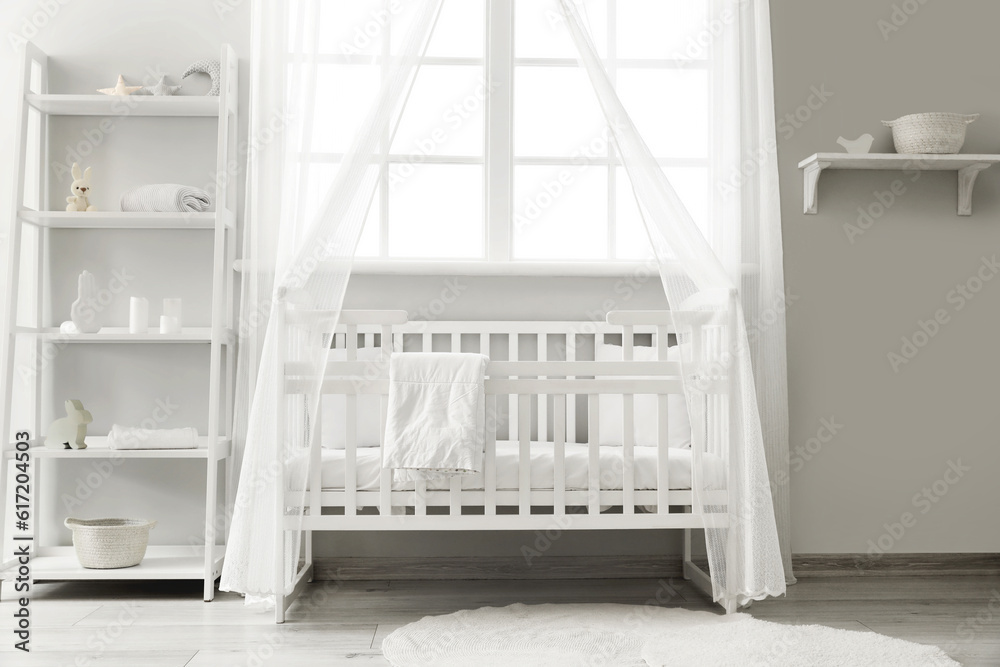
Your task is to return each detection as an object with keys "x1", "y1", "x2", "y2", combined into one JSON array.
[
  {"x1": 223, "y1": 0, "x2": 791, "y2": 605},
  {"x1": 557, "y1": 0, "x2": 788, "y2": 605},
  {"x1": 221, "y1": 0, "x2": 445, "y2": 601}
]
